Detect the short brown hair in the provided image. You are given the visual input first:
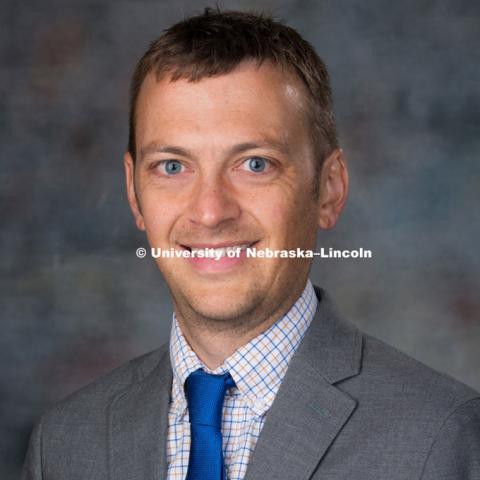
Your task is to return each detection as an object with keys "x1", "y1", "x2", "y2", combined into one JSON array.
[{"x1": 128, "y1": 8, "x2": 338, "y2": 171}]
